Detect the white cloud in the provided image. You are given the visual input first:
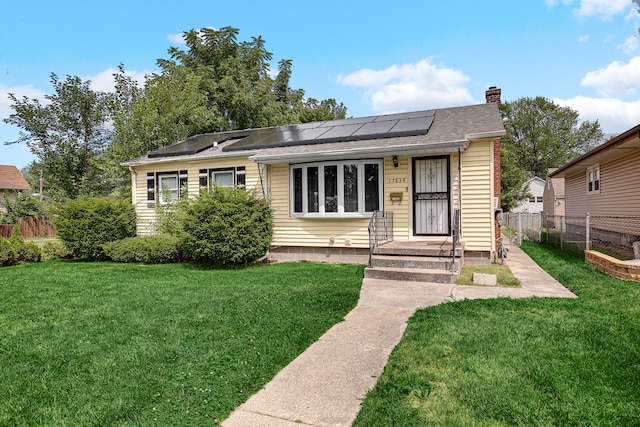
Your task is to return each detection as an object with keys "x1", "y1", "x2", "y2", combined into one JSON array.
[
  {"x1": 167, "y1": 27, "x2": 218, "y2": 47},
  {"x1": 168, "y1": 32, "x2": 186, "y2": 46},
  {"x1": 546, "y1": 0, "x2": 574, "y2": 7},
  {"x1": 554, "y1": 96, "x2": 640, "y2": 133},
  {"x1": 581, "y1": 56, "x2": 640, "y2": 95},
  {"x1": 573, "y1": 0, "x2": 633, "y2": 19},
  {"x1": 82, "y1": 68, "x2": 149, "y2": 93},
  {"x1": 618, "y1": 35, "x2": 640, "y2": 54},
  {"x1": 578, "y1": 34, "x2": 590, "y2": 42},
  {"x1": 0, "y1": 84, "x2": 47, "y2": 122},
  {"x1": 338, "y1": 58, "x2": 475, "y2": 112}
]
